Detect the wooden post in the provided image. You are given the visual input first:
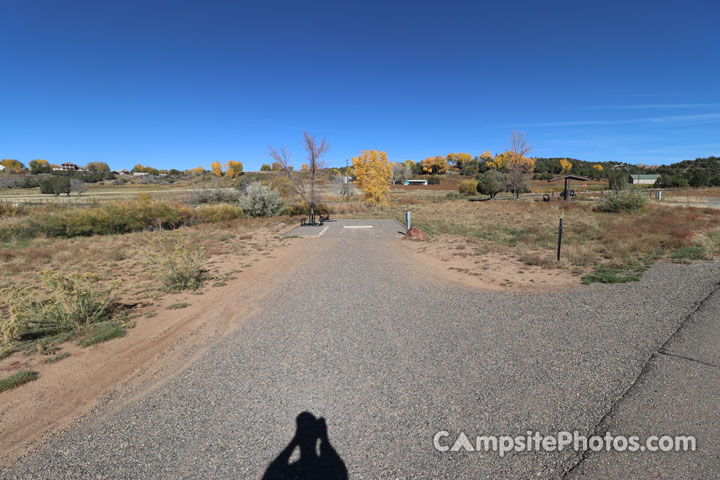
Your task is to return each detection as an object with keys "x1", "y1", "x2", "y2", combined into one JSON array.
[{"x1": 557, "y1": 217, "x2": 563, "y2": 261}]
